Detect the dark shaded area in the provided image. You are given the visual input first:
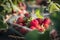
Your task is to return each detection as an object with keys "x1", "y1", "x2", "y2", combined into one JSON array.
[
  {"x1": 0, "y1": 29, "x2": 24, "y2": 40},
  {"x1": 52, "y1": 0, "x2": 60, "y2": 4},
  {"x1": 0, "y1": 6, "x2": 4, "y2": 12}
]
